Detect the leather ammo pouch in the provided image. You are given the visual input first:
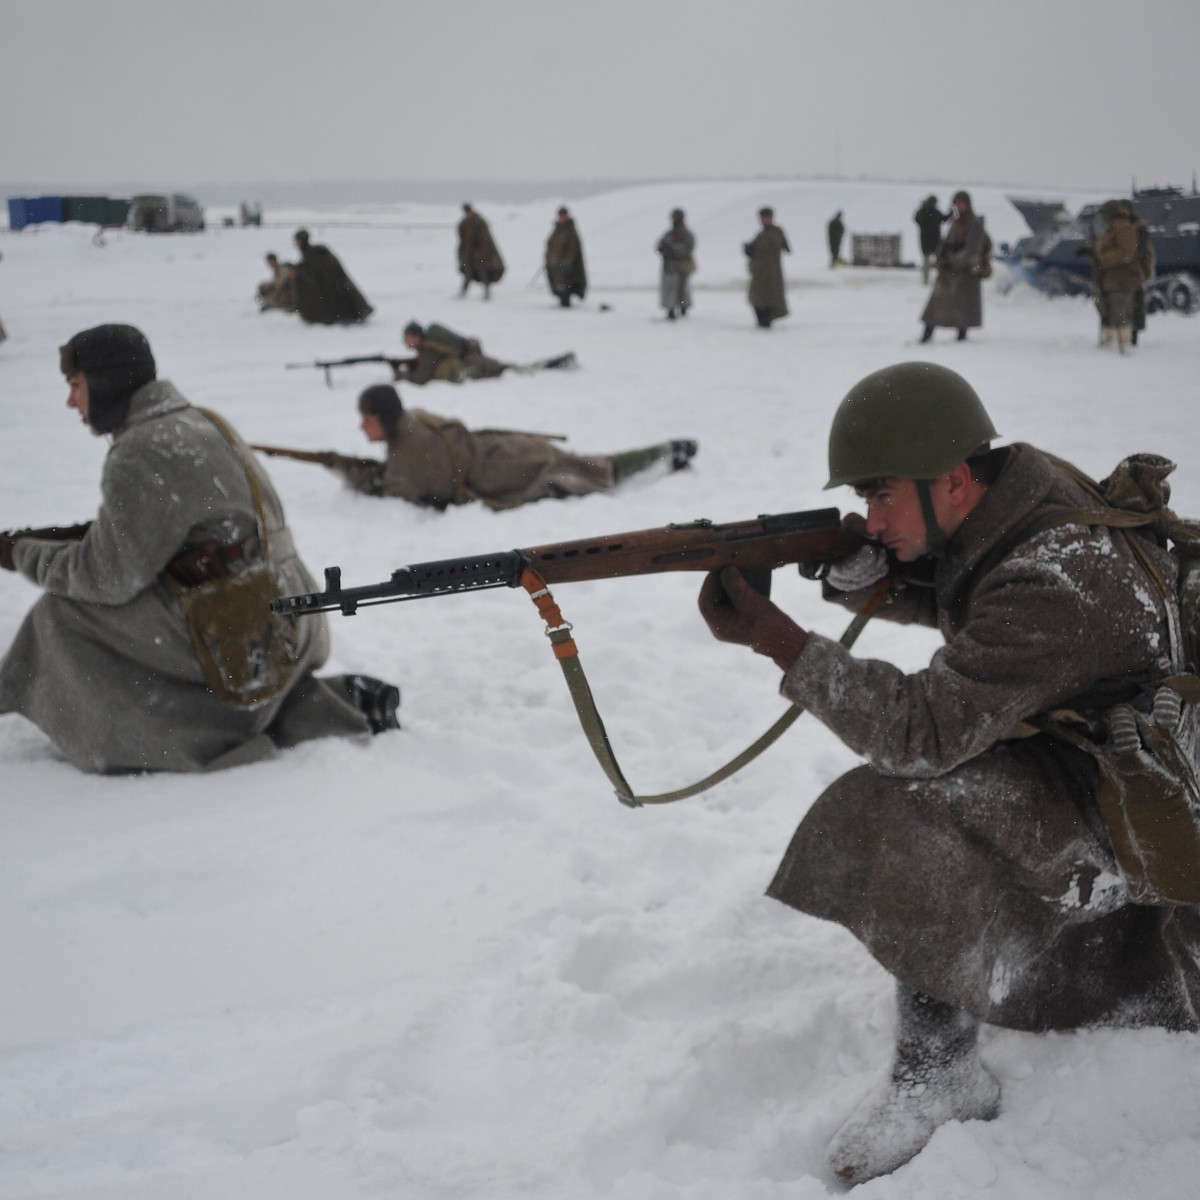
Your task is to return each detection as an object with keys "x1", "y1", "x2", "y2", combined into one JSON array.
[
  {"x1": 1034, "y1": 680, "x2": 1200, "y2": 906},
  {"x1": 1026, "y1": 453, "x2": 1200, "y2": 905},
  {"x1": 164, "y1": 409, "x2": 300, "y2": 709}
]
